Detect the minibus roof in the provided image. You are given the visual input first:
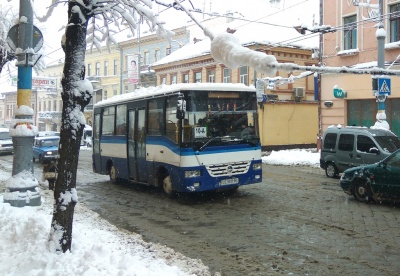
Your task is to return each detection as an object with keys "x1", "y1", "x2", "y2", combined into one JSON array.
[{"x1": 95, "y1": 83, "x2": 256, "y2": 108}]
